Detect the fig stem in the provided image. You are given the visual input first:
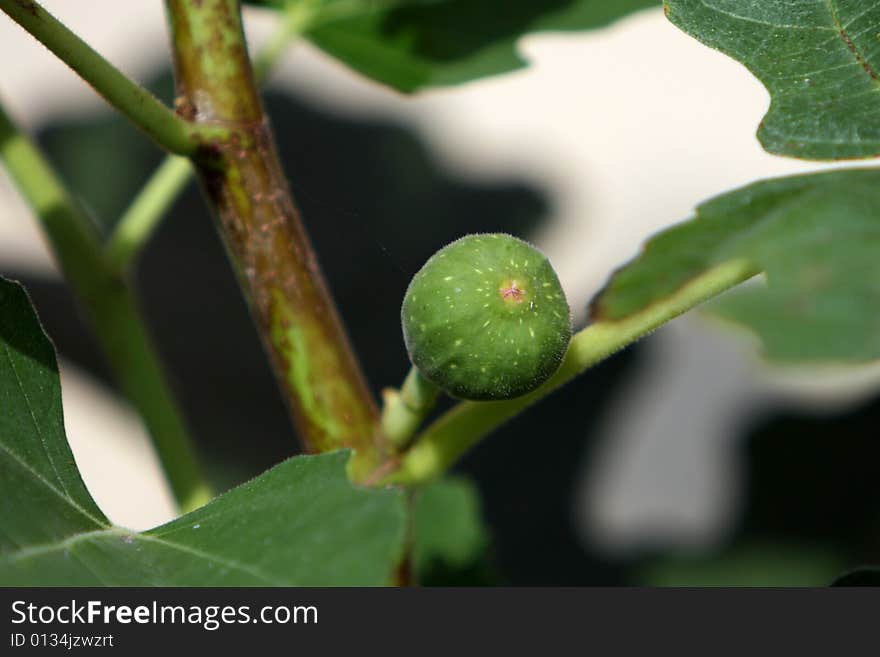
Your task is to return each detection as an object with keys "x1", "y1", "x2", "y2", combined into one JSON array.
[
  {"x1": 381, "y1": 368, "x2": 440, "y2": 448},
  {"x1": 383, "y1": 259, "x2": 759, "y2": 485}
]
